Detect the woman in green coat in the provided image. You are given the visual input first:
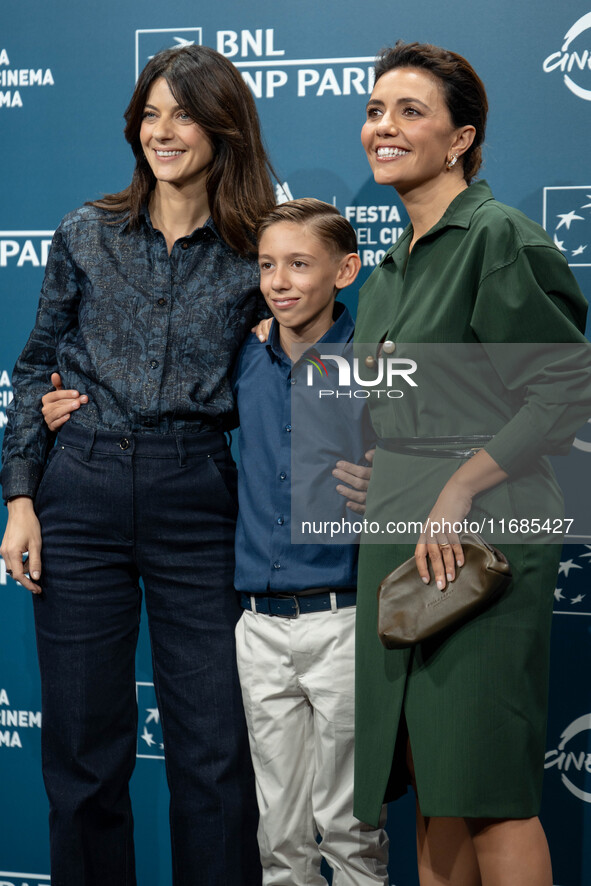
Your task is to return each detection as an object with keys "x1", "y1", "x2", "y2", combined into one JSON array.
[{"x1": 353, "y1": 41, "x2": 590, "y2": 885}]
